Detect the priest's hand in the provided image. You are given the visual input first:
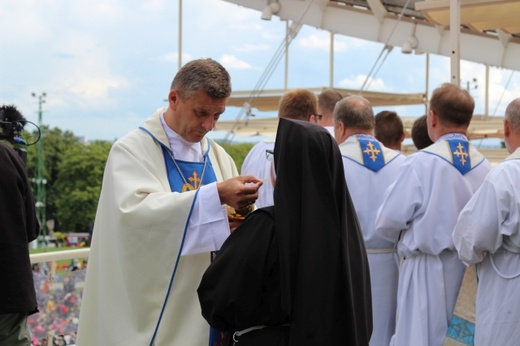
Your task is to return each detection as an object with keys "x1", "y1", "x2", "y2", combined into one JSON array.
[{"x1": 217, "y1": 175, "x2": 262, "y2": 211}]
